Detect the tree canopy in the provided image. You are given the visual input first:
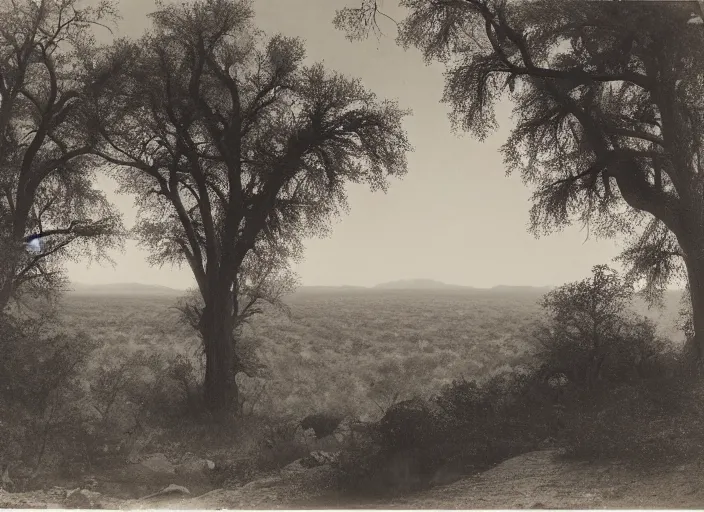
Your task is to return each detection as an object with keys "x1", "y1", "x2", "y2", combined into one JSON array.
[
  {"x1": 94, "y1": 0, "x2": 412, "y2": 412},
  {"x1": 336, "y1": 0, "x2": 704, "y2": 302},
  {"x1": 0, "y1": 0, "x2": 130, "y2": 310}
]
